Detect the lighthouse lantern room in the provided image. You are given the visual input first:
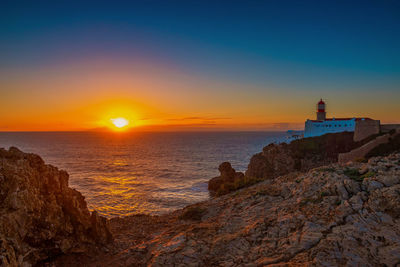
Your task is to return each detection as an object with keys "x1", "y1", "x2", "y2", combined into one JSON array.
[{"x1": 317, "y1": 99, "x2": 326, "y2": 121}]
